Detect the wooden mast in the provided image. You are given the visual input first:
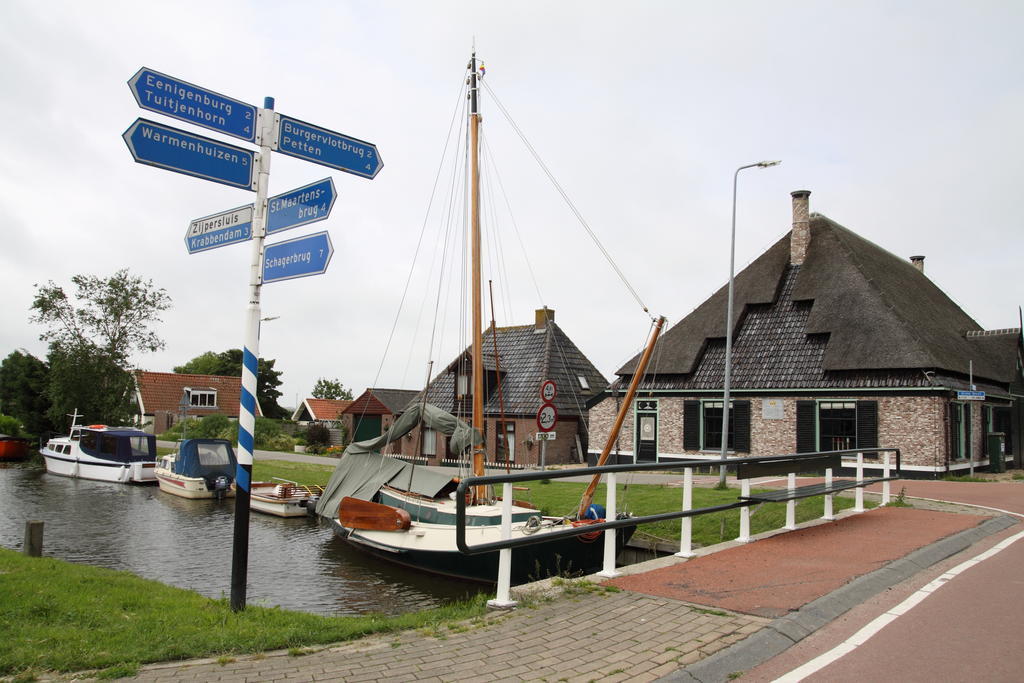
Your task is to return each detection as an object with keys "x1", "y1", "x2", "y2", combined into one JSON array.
[
  {"x1": 577, "y1": 316, "x2": 665, "y2": 518},
  {"x1": 469, "y1": 53, "x2": 486, "y2": 492}
]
